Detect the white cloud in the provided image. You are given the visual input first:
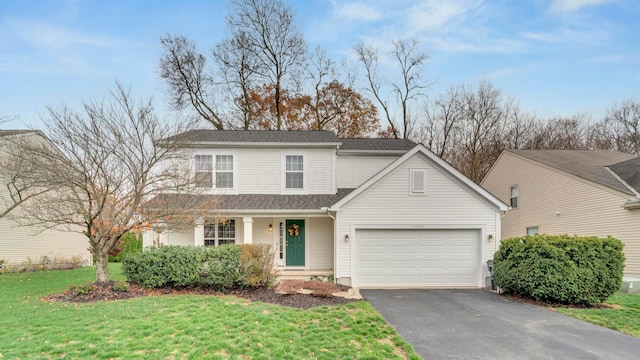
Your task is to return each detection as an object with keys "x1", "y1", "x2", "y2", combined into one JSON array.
[
  {"x1": 406, "y1": 0, "x2": 482, "y2": 33},
  {"x1": 550, "y1": 0, "x2": 614, "y2": 12},
  {"x1": 332, "y1": 1, "x2": 384, "y2": 22}
]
